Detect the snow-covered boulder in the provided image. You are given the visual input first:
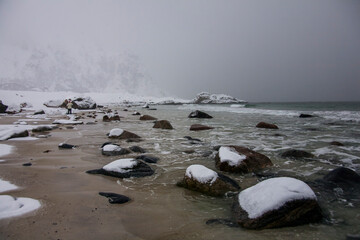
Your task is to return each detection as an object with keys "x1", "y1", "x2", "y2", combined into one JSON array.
[
  {"x1": 43, "y1": 99, "x2": 63, "y2": 108},
  {"x1": 86, "y1": 158, "x2": 154, "y2": 178},
  {"x1": 153, "y1": 120, "x2": 173, "y2": 130},
  {"x1": 101, "y1": 143, "x2": 131, "y2": 156},
  {"x1": 177, "y1": 164, "x2": 240, "y2": 197},
  {"x1": 215, "y1": 146, "x2": 272, "y2": 173},
  {"x1": 191, "y1": 92, "x2": 246, "y2": 104},
  {"x1": 107, "y1": 128, "x2": 141, "y2": 139},
  {"x1": 5, "y1": 104, "x2": 22, "y2": 114},
  {"x1": 188, "y1": 110, "x2": 213, "y2": 119},
  {"x1": 0, "y1": 195, "x2": 41, "y2": 220},
  {"x1": 233, "y1": 177, "x2": 322, "y2": 229},
  {"x1": 72, "y1": 97, "x2": 96, "y2": 110}
]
